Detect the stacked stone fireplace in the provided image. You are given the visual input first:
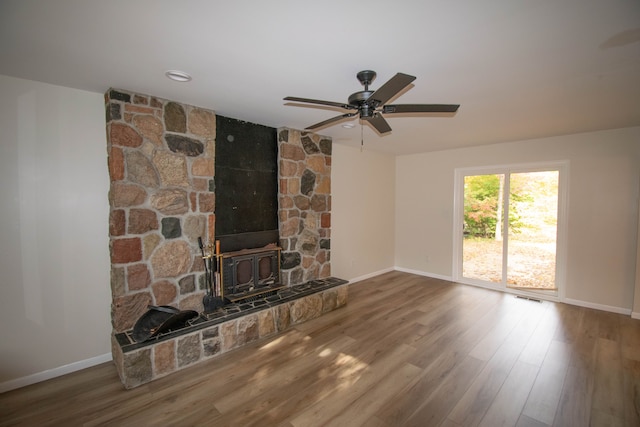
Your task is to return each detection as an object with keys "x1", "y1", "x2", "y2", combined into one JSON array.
[{"x1": 106, "y1": 89, "x2": 344, "y2": 388}]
